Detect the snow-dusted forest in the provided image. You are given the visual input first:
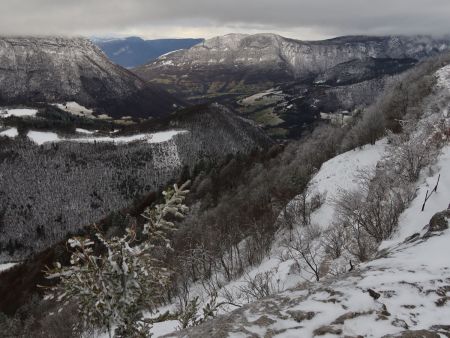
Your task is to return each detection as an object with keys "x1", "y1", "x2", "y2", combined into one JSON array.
[{"x1": 1, "y1": 3, "x2": 450, "y2": 334}]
